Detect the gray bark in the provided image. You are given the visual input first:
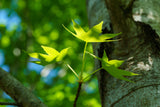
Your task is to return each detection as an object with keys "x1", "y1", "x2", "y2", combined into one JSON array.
[
  {"x1": 87, "y1": 0, "x2": 160, "y2": 106},
  {"x1": 0, "y1": 68, "x2": 47, "y2": 107}
]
